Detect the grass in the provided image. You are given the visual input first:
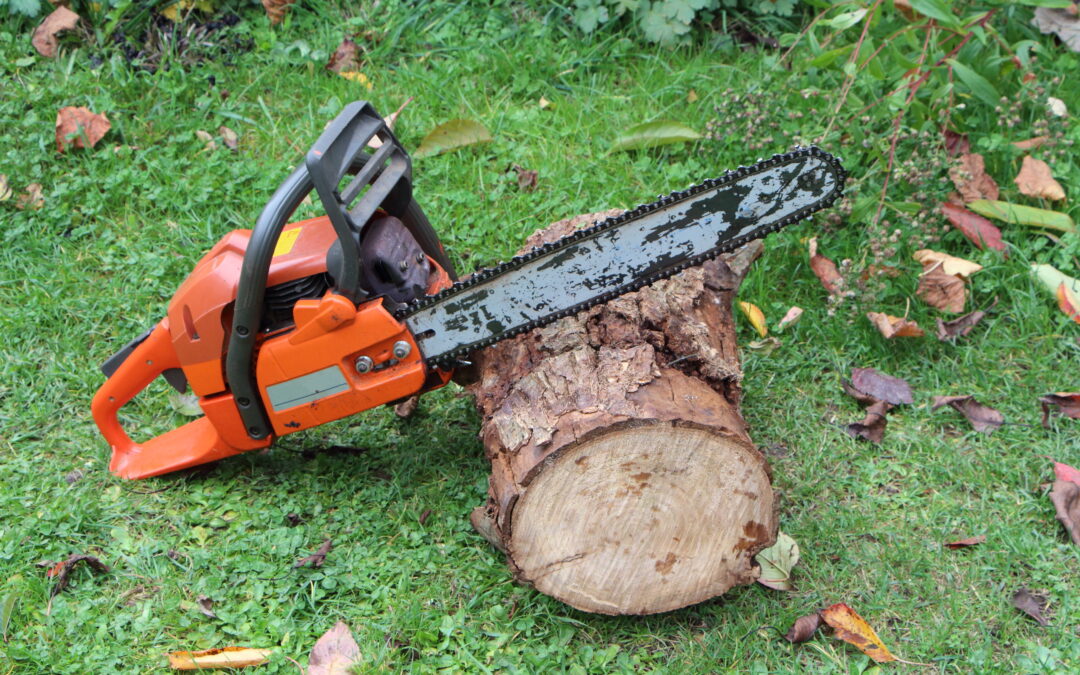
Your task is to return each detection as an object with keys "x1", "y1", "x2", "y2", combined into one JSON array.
[{"x1": 1, "y1": 1, "x2": 1078, "y2": 672}]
